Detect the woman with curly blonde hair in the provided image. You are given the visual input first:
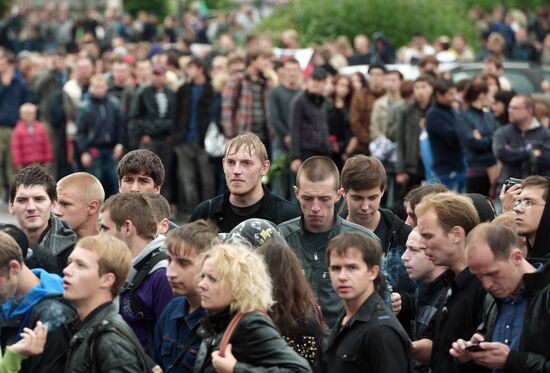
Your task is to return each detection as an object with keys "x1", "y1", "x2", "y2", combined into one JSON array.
[{"x1": 193, "y1": 243, "x2": 311, "y2": 373}]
